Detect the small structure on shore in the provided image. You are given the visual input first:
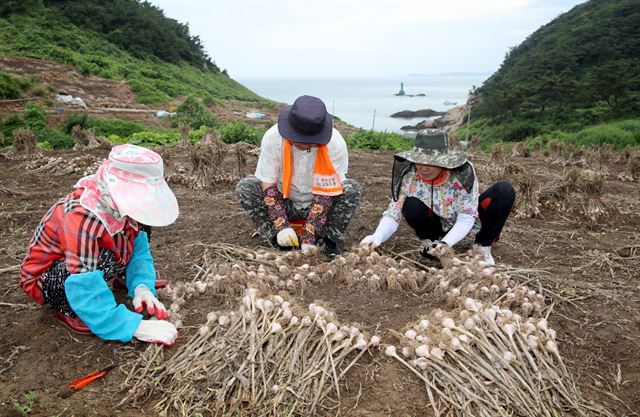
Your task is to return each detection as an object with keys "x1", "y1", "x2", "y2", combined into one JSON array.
[{"x1": 395, "y1": 82, "x2": 405, "y2": 96}]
